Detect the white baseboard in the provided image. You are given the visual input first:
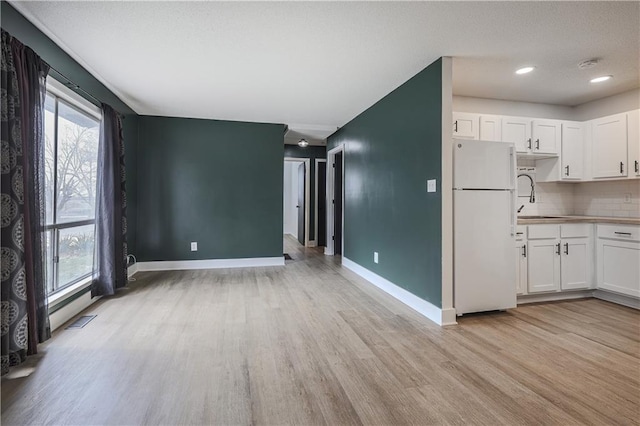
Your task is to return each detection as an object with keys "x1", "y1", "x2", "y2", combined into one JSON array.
[
  {"x1": 308, "y1": 240, "x2": 317, "y2": 247},
  {"x1": 517, "y1": 290, "x2": 593, "y2": 305},
  {"x1": 342, "y1": 257, "x2": 454, "y2": 326},
  {"x1": 136, "y1": 256, "x2": 285, "y2": 272},
  {"x1": 127, "y1": 263, "x2": 138, "y2": 278},
  {"x1": 593, "y1": 289, "x2": 640, "y2": 310},
  {"x1": 49, "y1": 291, "x2": 100, "y2": 332},
  {"x1": 324, "y1": 247, "x2": 334, "y2": 255}
]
